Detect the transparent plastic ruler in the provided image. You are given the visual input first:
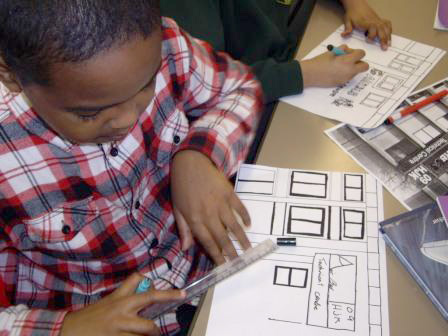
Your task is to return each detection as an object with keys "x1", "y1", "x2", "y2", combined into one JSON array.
[{"x1": 140, "y1": 239, "x2": 277, "y2": 320}]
